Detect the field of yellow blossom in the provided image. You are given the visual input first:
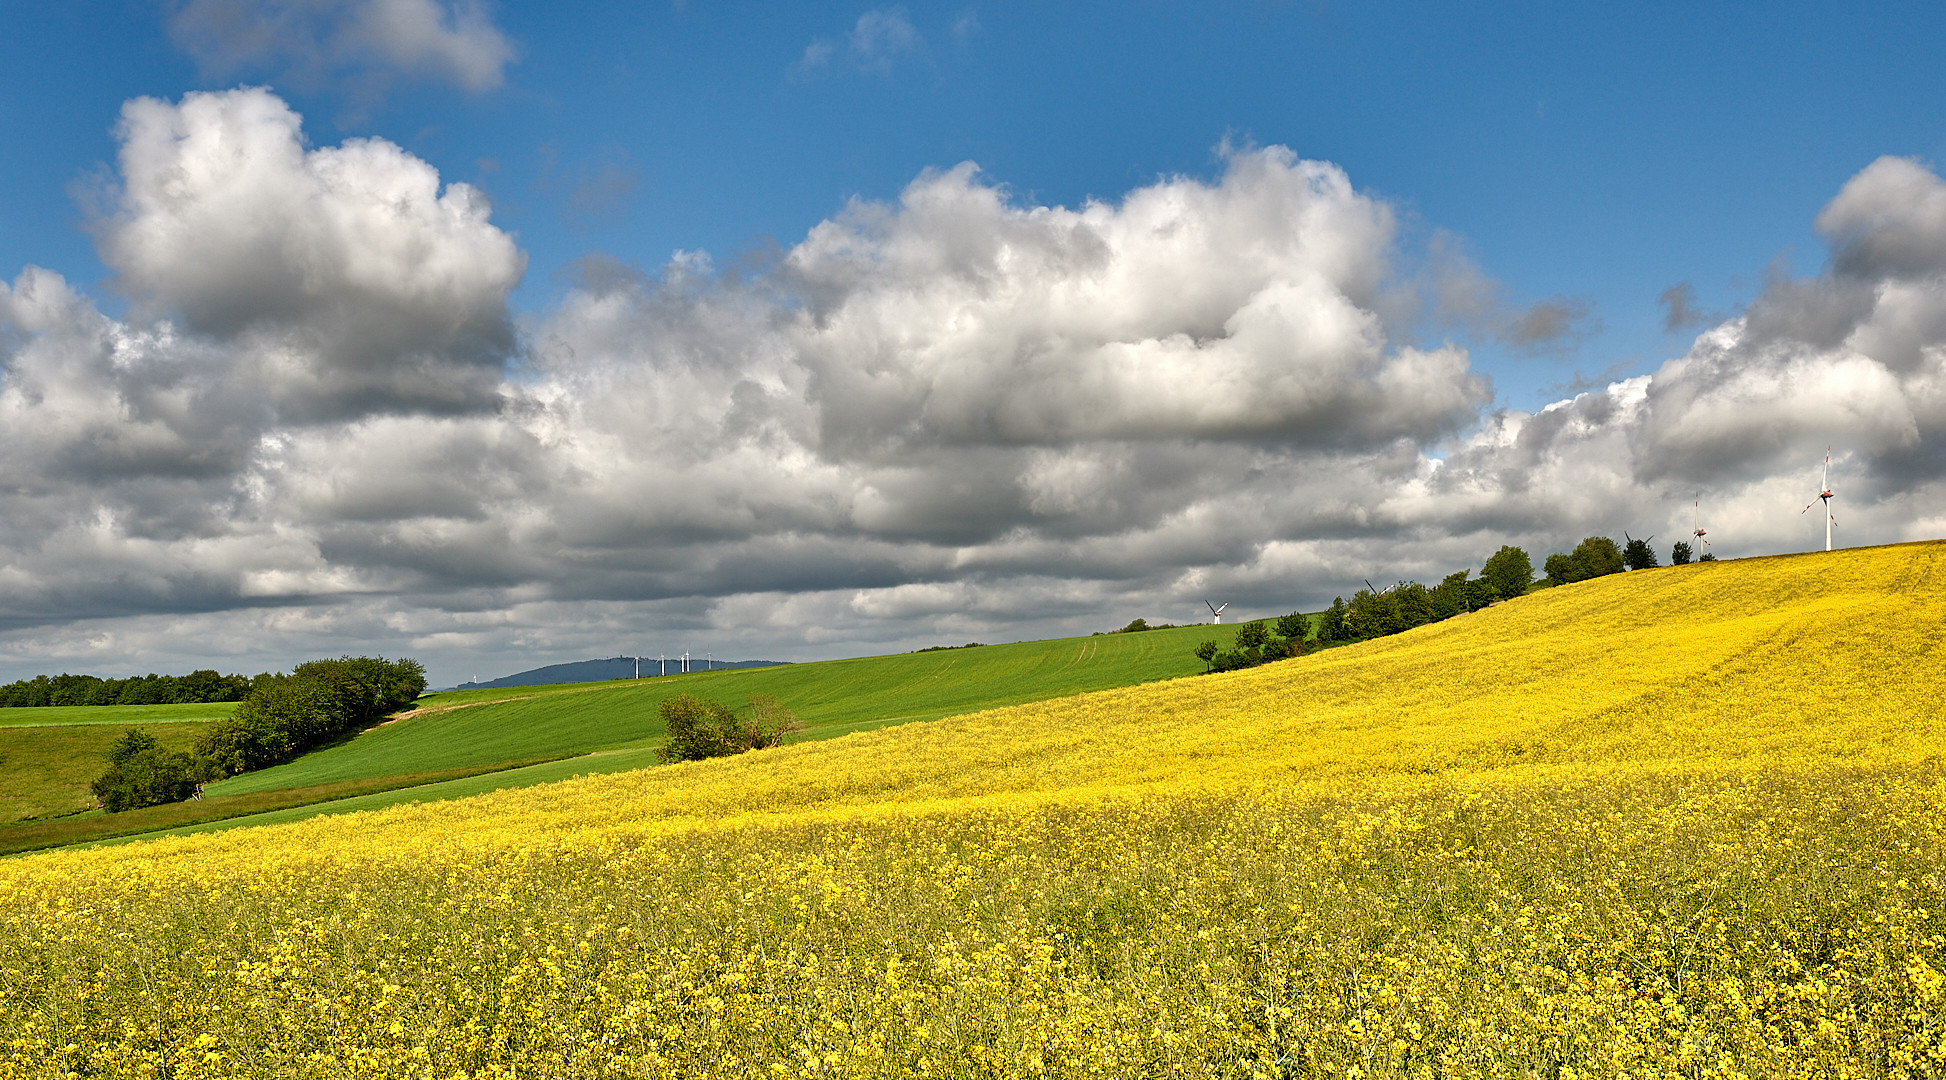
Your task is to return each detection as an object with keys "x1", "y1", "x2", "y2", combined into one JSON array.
[{"x1": 2, "y1": 542, "x2": 1943, "y2": 1078}]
